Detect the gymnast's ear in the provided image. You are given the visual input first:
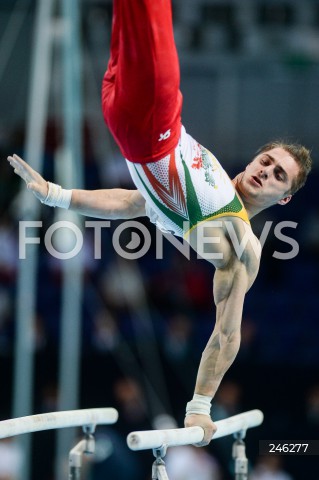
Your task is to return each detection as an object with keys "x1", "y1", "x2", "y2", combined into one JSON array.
[{"x1": 277, "y1": 195, "x2": 292, "y2": 206}]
